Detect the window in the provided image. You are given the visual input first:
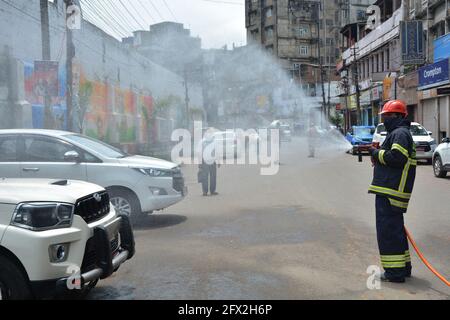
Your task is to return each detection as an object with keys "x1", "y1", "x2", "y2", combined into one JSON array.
[
  {"x1": 265, "y1": 7, "x2": 272, "y2": 18},
  {"x1": 265, "y1": 26, "x2": 274, "y2": 39},
  {"x1": 0, "y1": 136, "x2": 18, "y2": 162},
  {"x1": 64, "y1": 134, "x2": 127, "y2": 159},
  {"x1": 297, "y1": 26, "x2": 309, "y2": 37},
  {"x1": 299, "y1": 45, "x2": 309, "y2": 56},
  {"x1": 23, "y1": 136, "x2": 75, "y2": 162}
]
